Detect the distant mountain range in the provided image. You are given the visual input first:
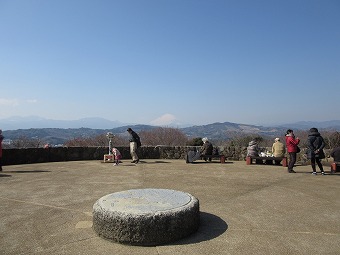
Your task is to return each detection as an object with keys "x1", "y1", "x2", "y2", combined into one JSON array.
[
  {"x1": 0, "y1": 116, "x2": 126, "y2": 130},
  {"x1": 279, "y1": 120, "x2": 340, "y2": 130},
  {"x1": 1, "y1": 116, "x2": 340, "y2": 145},
  {"x1": 2, "y1": 116, "x2": 340, "y2": 131}
]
